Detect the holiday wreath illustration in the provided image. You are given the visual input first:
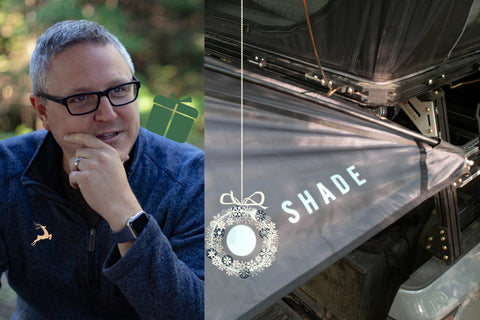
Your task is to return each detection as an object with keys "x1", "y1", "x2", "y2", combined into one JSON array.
[{"x1": 206, "y1": 191, "x2": 279, "y2": 279}]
